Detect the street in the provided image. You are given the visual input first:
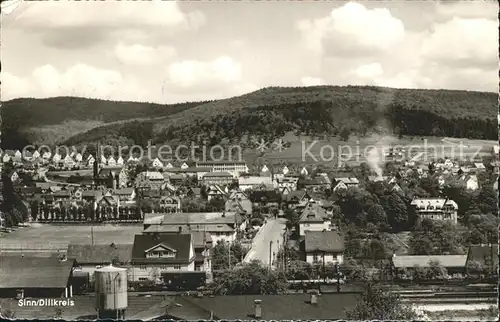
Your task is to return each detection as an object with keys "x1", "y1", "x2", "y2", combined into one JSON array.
[{"x1": 243, "y1": 218, "x2": 287, "y2": 266}]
